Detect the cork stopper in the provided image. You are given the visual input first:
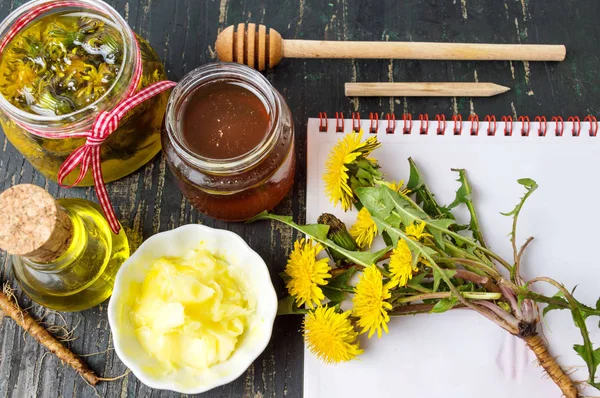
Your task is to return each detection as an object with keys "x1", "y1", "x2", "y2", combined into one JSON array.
[{"x1": 0, "y1": 184, "x2": 73, "y2": 263}]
